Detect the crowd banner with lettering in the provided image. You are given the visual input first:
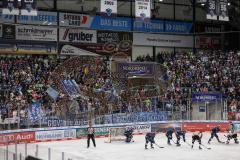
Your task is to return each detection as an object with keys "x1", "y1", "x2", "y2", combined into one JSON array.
[
  {"x1": 104, "y1": 112, "x2": 168, "y2": 124},
  {"x1": 59, "y1": 13, "x2": 93, "y2": 27},
  {"x1": 135, "y1": 0, "x2": 151, "y2": 20},
  {"x1": 59, "y1": 28, "x2": 97, "y2": 43},
  {"x1": 16, "y1": 25, "x2": 57, "y2": 41},
  {"x1": 97, "y1": 31, "x2": 132, "y2": 44},
  {"x1": 0, "y1": 11, "x2": 15, "y2": 23},
  {"x1": 218, "y1": 0, "x2": 229, "y2": 21},
  {"x1": 207, "y1": 0, "x2": 217, "y2": 20},
  {"x1": 46, "y1": 87, "x2": 59, "y2": 101},
  {"x1": 2, "y1": 0, "x2": 19, "y2": 15},
  {"x1": 28, "y1": 102, "x2": 42, "y2": 124},
  {"x1": 62, "y1": 79, "x2": 80, "y2": 99},
  {"x1": 117, "y1": 62, "x2": 155, "y2": 76},
  {"x1": 16, "y1": 11, "x2": 57, "y2": 25},
  {"x1": 133, "y1": 33, "x2": 193, "y2": 48},
  {"x1": 21, "y1": 0, "x2": 37, "y2": 16},
  {"x1": 0, "y1": 25, "x2": 2, "y2": 38},
  {"x1": 2, "y1": 24, "x2": 15, "y2": 39},
  {"x1": 101, "y1": 0, "x2": 117, "y2": 16},
  {"x1": 0, "y1": 42, "x2": 57, "y2": 54},
  {"x1": 192, "y1": 93, "x2": 222, "y2": 102}
]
